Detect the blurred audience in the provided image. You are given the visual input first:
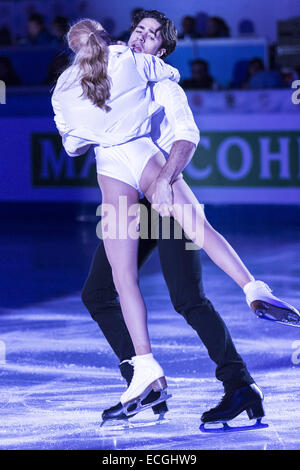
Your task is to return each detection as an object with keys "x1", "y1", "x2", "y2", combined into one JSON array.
[
  {"x1": 178, "y1": 16, "x2": 202, "y2": 39},
  {"x1": 241, "y1": 57, "x2": 264, "y2": 88},
  {"x1": 195, "y1": 12, "x2": 209, "y2": 37},
  {"x1": 230, "y1": 60, "x2": 250, "y2": 89},
  {"x1": 206, "y1": 16, "x2": 230, "y2": 38},
  {"x1": 24, "y1": 13, "x2": 53, "y2": 45},
  {"x1": 50, "y1": 16, "x2": 69, "y2": 46},
  {"x1": 0, "y1": 56, "x2": 21, "y2": 86},
  {"x1": 44, "y1": 53, "x2": 70, "y2": 86},
  {"x1": 280, "y1": 67, "x2": 299, "y2": 87},
  {"x1": 181, "y1": 59, "x2": 218, "y2": 90},
  {"x1": 238, "y1": 19, "x2": 256, "y2": 37},
  {"x1": 0, "y1": 8, "x2": 295, "y2": 91},
  {"x1": 242, "y1": 58, "x2": 284, "y2": 89},
  {"x1": 0, "y1": 25, "x2": 12, "y2": 46}
]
